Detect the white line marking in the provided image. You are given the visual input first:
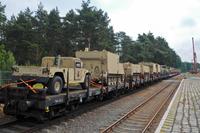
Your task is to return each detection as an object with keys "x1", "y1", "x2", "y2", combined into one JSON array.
[{"x1": 155, "y1": 79, "x2": 184, "y2": 133}]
